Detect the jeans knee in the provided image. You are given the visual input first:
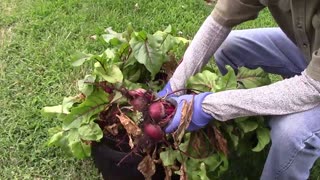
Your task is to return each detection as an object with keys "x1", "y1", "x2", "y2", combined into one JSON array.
[
  {"x1": 214, "y1": 34, "x2": 240, "y2": 74},
  {"x1": 214, "y1": 34, "x2": 237, "y2": 59},
  {"x1": 269, "y1": 115, "x2": 312, "y2": 150}
]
